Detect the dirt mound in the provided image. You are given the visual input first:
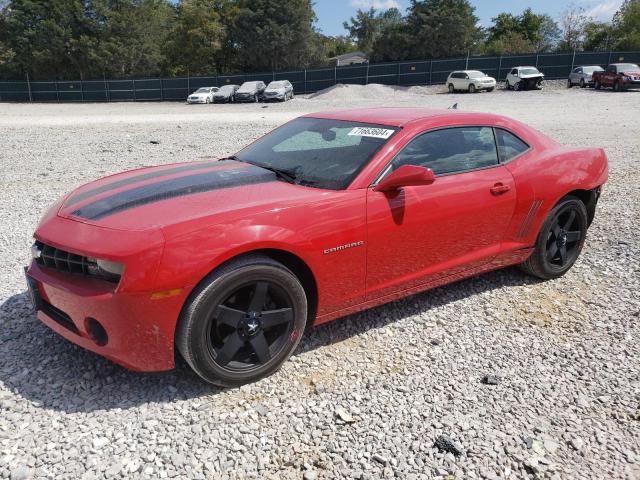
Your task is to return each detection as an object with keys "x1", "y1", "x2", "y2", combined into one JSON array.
[{"x1": 308, "y1": 83, "x2": 441, "y2": 100}]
